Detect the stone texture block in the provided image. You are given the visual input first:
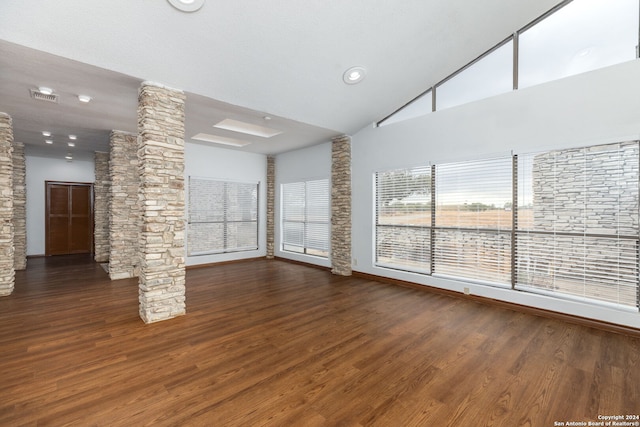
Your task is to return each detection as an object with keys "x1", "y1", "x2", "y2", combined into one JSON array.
[
  {"x1": 266, "y1": 156, "x2": 275, "y2": 259},
  {"x1": 109, "y1": 131, "x2": 140, "y2": 280},
  {"x1": 137, "y1": 82, "x2": 186, "y2": 323},
  {"x1": 331, "y1": 135, "x2": 352, "y2": 276},
  {"x1": 0, "y1": 113, "x2": 14, "y2": 296},
  {"x1": 94, "y1": 151, "x2": 110, "y2": 263},
  {"x1": 12, "y1": 141, "x2": 26, "y2": 271}
]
